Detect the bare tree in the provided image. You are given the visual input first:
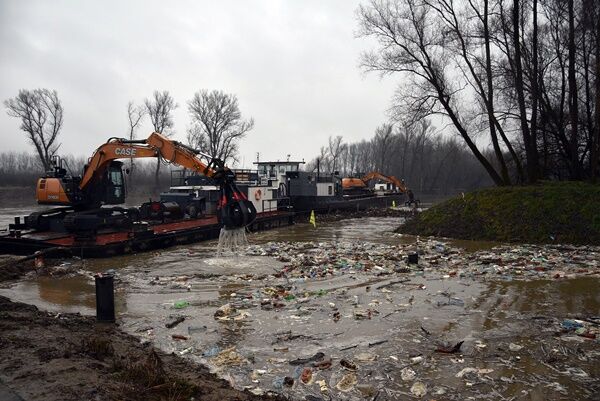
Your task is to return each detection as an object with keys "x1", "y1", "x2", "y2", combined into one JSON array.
[
  {"x1": 328, "y1": 135, "x2": 346, "y2": 173},
  {"x1": 144, "y1": 90, "x2": 177, "y2": 188},
  {"x1": 567, "y1": 0, "x2": 579, "y2": 179},
  {"x1": 373, "y1": 124, "x2": 394, "y2": 172},
  {"x1": 355, "y1": 139, "x2": 374, "y2": 174},
  {"x1": 126, "y1": 101, "x2": 146, "y2": 187},
  {"x1": 594, "y1": 0, "x2": 600, "y2": 181},
  {"x1": 4, "y1": 89, "x2": 63, "y2": 172},
  {"x1": 187, "y1": 90, "x2": 254, "y2": 164},
  {"x1": 186, "y1": 124, "x2": 207, "y2": 152},
  {"x1": 358, "y1": 0, "x2": 506, "y2": 185},
  {"x1": 306, "y1": 121, "x2": 492, "y2": 196},
  {"x1": 346, "y1": 143, "x2": 359, "y2": 175}
]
